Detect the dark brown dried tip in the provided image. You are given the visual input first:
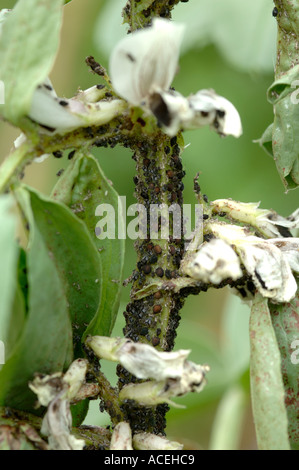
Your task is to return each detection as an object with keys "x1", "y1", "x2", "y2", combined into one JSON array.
[
  {"x1": 86, "y1": 56, "x2": 106, "y2": 76},
  {"x1": 193, "y1": 172, "x2": 201, "y2": 194}
]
